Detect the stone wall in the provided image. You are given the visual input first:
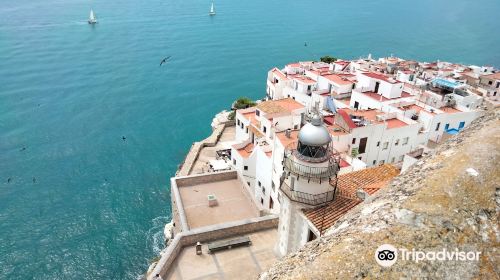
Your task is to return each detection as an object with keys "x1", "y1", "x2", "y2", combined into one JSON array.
[
  {"x1": 177, "y1": 120, "x2": 234, "y2": 177},
  {"x1": 261, "y1": 107, "x2": 499, "y2": 279},
  {"x1": 175, "y1": 170, "x2": 237, "y2": 187}
]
